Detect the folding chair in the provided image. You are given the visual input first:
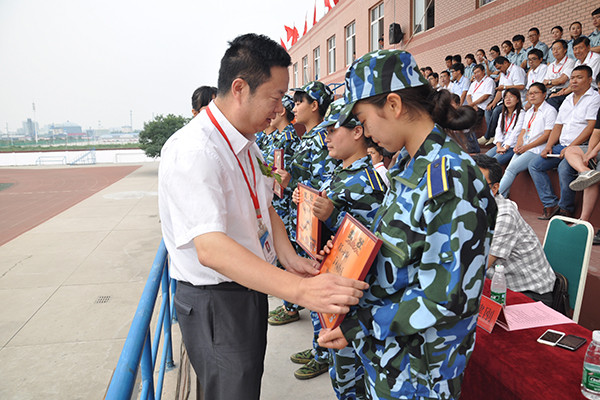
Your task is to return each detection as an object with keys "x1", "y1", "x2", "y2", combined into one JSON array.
[{"x1": 542, "y1": 216, "x2": 594, "y2": 323}]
